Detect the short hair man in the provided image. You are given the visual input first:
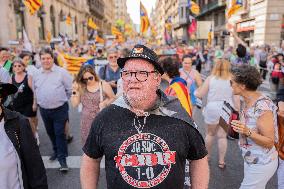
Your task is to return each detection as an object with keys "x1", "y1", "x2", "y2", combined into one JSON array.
[
  {"x1": 81, "y1": 44, "x2": 209, "y2": 189},
  {"x1": 98, "y1": 48, "x2": 121, "y2": 94},
  {"x1": 33, "y1": 47, "x2": 72, "y2": 172}
]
